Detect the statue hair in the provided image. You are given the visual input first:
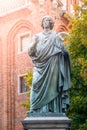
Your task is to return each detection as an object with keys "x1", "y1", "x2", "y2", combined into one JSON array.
[{"x1": 41, "y1": 16, "x2": 54, "y2": 30}]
